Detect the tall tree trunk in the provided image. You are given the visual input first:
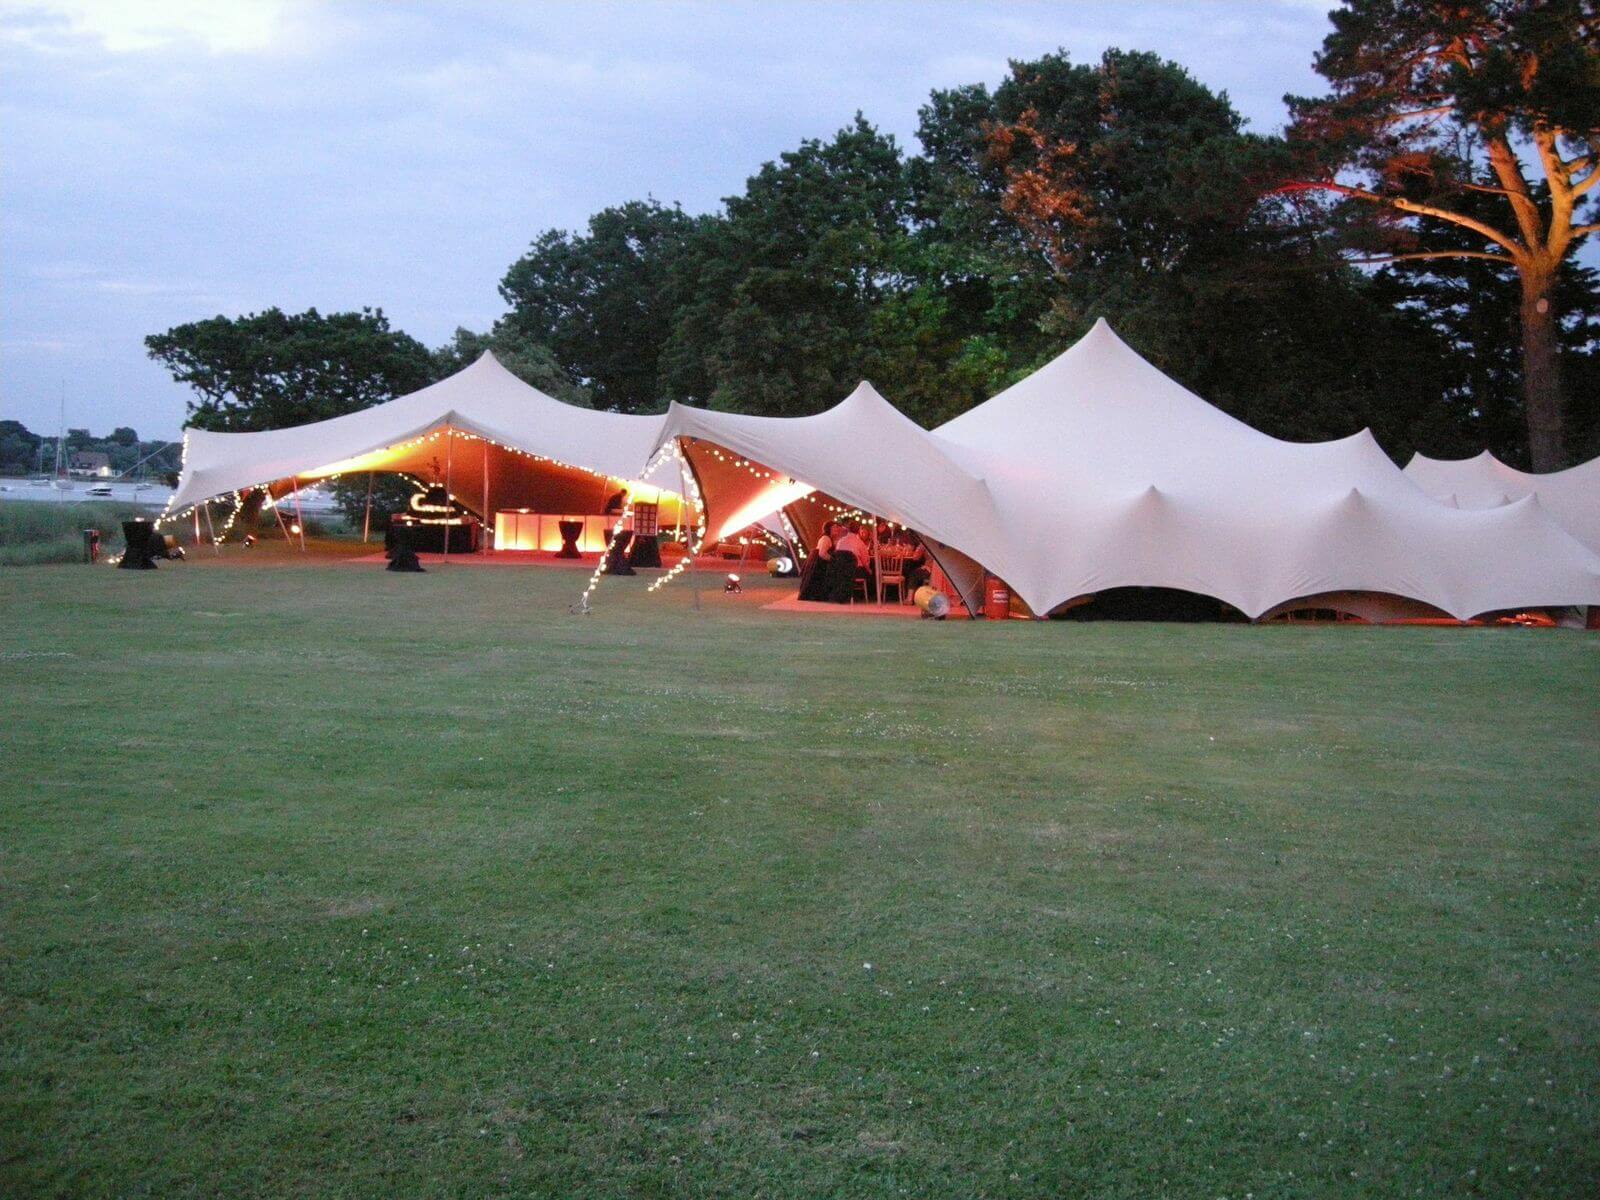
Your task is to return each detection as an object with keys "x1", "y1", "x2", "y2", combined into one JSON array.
[{"x1": 1519, "y1": 262, "x2": 1566, "y2": 471}]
